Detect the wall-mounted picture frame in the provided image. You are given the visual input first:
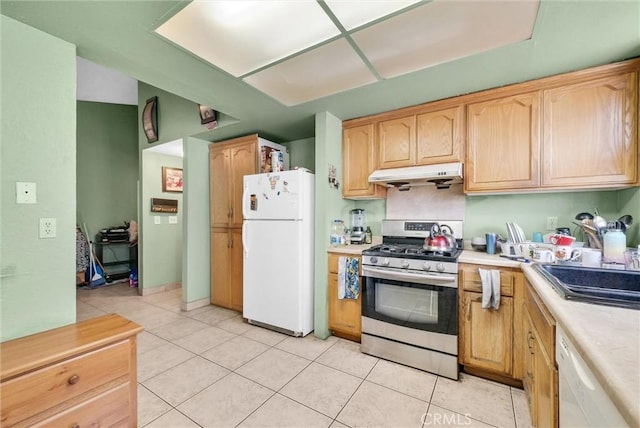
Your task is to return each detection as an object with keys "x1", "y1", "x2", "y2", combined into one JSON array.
[
  {"x1": 198, "y1": 104, "x2": 217, "y2": 124},
  {"x1": 162, "y1": 166, "x2": 183, "y2": 193},
  {"x1": 143, "y1": 96, "x2": 158, "y2": 143}
]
